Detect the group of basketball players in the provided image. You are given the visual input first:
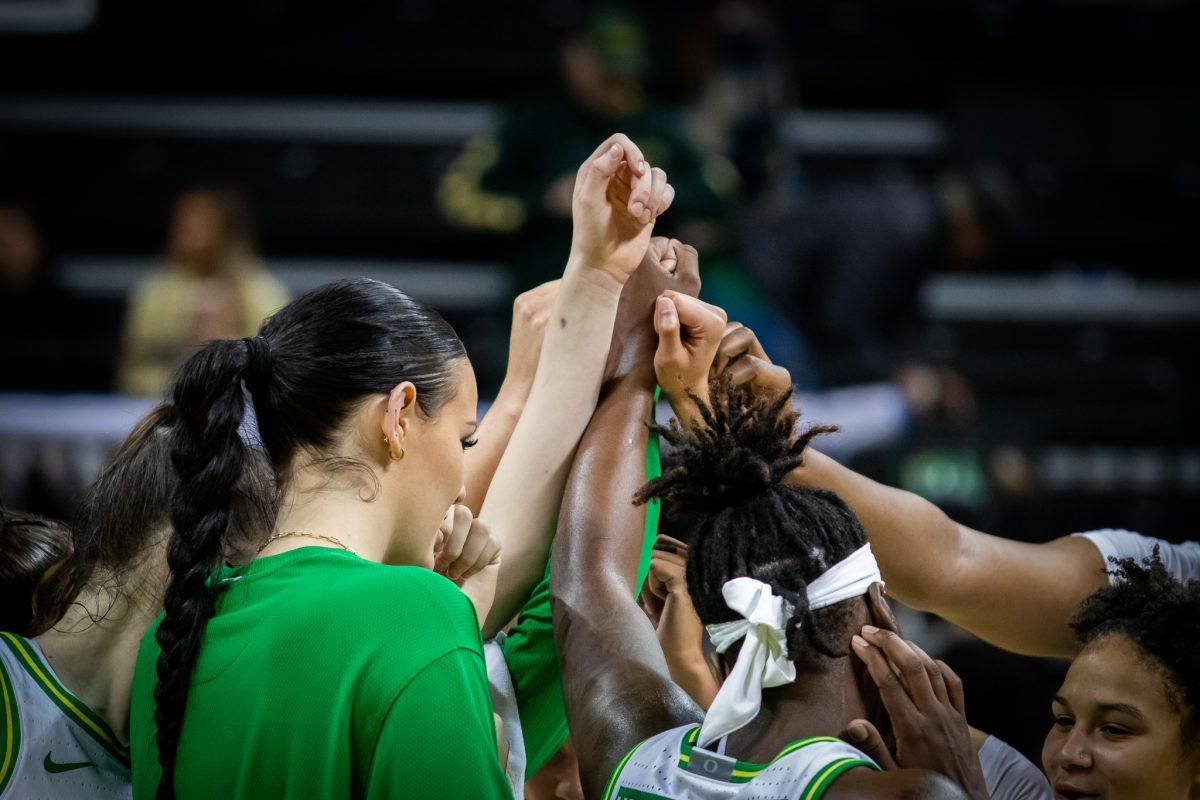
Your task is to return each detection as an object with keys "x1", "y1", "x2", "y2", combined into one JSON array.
[{"x1": 1, "y1": 134, "x2": 1198, "y2": 800}]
